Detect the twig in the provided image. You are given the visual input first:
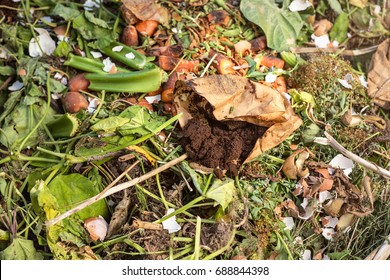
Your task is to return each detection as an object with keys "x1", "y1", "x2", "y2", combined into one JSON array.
[
  {"x1": 46, "y1": 154, "x2": 188, "y2": 227},
  {"x1": 290, "y1": 45, "x2": 378, "y2": 56},
  {"x1": 96, "y1": 160, "x2": 140, "y2": 200},
  {"x1": 200, "y1": 53, "x2": 218, "y2": 78},
  {"x1": 324, "y1": 132, "x2": 390, "y2": 179},
  {"x1": 0, "y1": 76, "x2": 13, "y2": 91}
]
